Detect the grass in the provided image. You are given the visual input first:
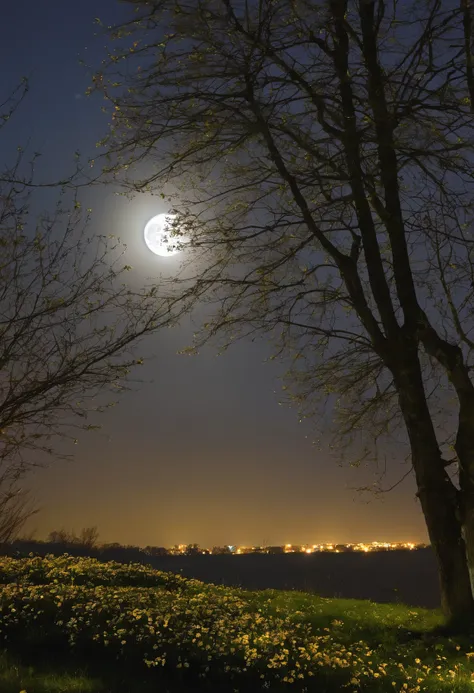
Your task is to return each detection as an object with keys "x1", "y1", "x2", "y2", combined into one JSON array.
[
  {"x1": 0, "y1": 650, "x2": 100, "y2": 693},
  {"x1": 0, "y1": 647, "x2": 185, "y2": 693},
  {"x1": 0, "y1": 554, "x2": 473, "y2": 692}
]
